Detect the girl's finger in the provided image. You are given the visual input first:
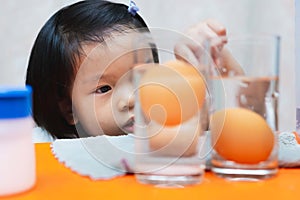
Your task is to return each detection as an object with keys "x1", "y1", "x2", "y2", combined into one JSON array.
[{"x1": 206, "y1": 19, "x2": 227, "y2": 36}]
